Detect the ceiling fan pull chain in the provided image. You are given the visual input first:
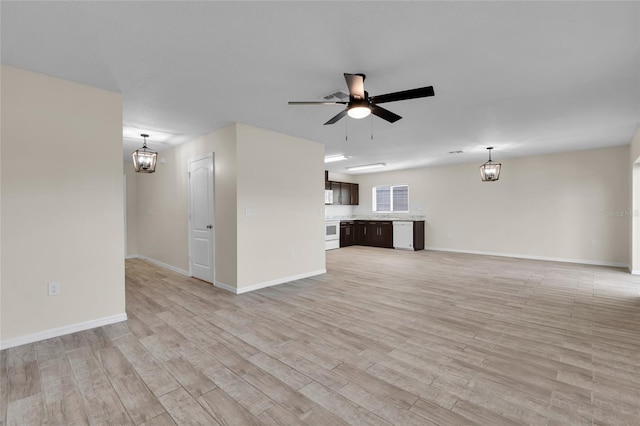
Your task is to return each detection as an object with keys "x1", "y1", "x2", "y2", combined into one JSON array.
[
  {"x1": 345, "y1": 117, "x2": 348, "y2": 142},
  {"x1": 371, "y1": 117, "x2": 374, "y2": 141}
]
